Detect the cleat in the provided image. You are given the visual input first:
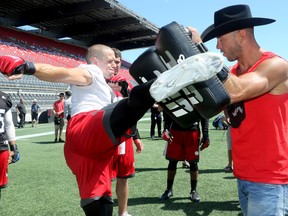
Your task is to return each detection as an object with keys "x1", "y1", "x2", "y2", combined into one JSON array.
[
  {"x1": 190, "y1": 191, "x2": 200, "y2": 203},
  {"x1": 149, "y1": 52, "x2": 224, "y2": 102},
  {"x1": 120, "y1": 211, "x2": 132, "y2": 216},
  {"x1": 223, "y1": 165, "x2": 233, "y2": 172},
  {"x1": 159, "y1": 189, "x2": 173, "y2": 200}
]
